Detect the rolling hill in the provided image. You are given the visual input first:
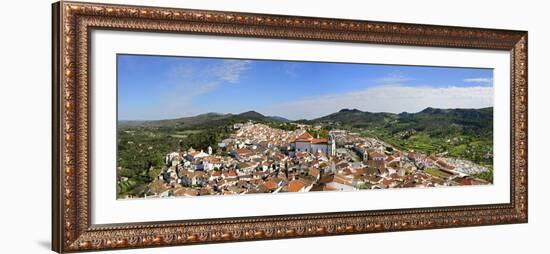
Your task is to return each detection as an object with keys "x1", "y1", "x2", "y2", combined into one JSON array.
[
  {"x1": 312, "y1": 107, "x2": 493, "y2": 138},
  {"x1": 309, "y1": 107, "x2": 493, "y2": 165},
  {"x1": 119, "y1": 111, "x2": 286, "y2": 128},
  {"x1": 120, "y1": 107, "x2": 493, "y2": 140}
]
